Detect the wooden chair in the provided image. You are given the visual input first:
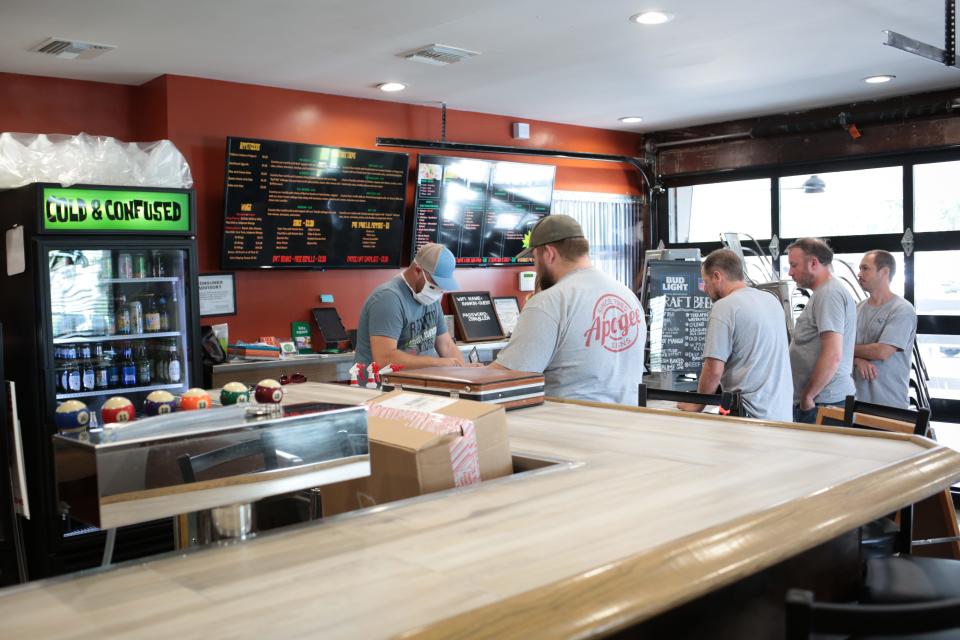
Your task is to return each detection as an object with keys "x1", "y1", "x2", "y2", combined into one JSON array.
[
  {"x1": 817, "y1": 398, "x2": 959, "y2": 559},
  {"x1": 842, "y1": 395, "x2": 931, "y2": 437},
  {"x1": 785, "y1": 589, "x2": 960, "y2": 639},
  {"x1": 816, "y1": 396, "x2": 960, "y2": 604},
  {"x1": 637, "y1": 383, "x2": 743, "y2": 417}
]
